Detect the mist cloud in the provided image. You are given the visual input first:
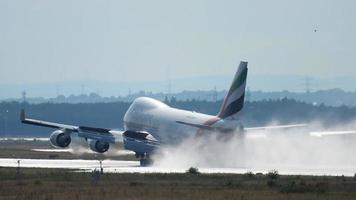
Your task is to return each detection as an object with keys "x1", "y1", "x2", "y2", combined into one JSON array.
[{"x1": 153, "y1": 120, "x2": 356, "y2": 173}]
